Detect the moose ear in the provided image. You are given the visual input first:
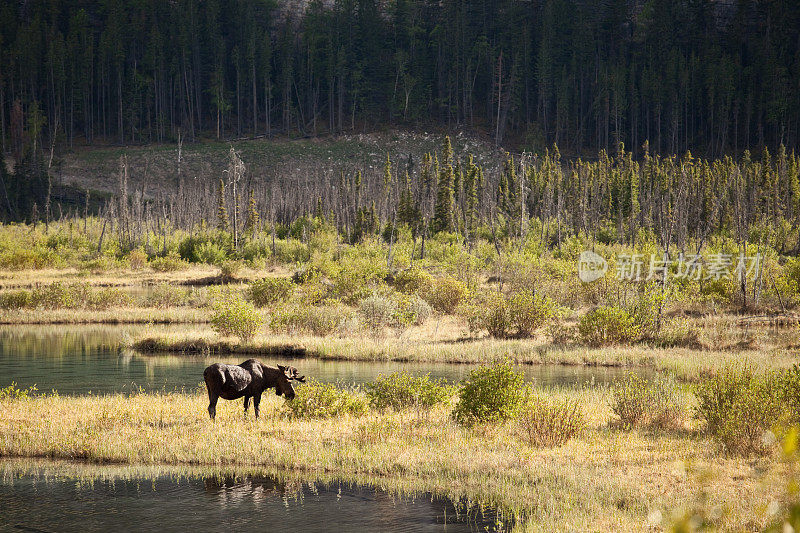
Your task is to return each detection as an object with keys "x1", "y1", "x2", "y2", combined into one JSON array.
[{"x1": 277, "y1": 364, "x2": 286, "y2": 372}]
